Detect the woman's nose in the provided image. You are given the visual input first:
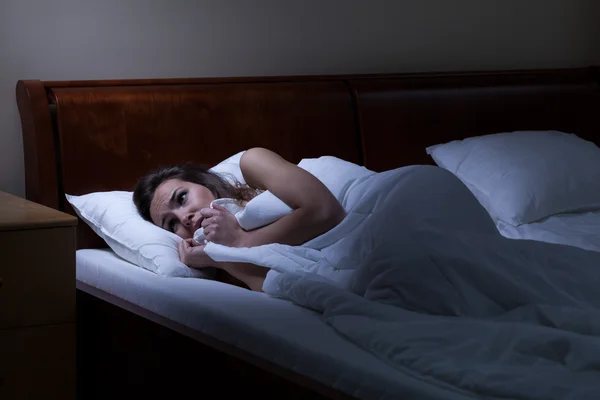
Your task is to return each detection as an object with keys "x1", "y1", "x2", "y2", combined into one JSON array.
[{"x1": 182, "y1": 213, "x2": 194, "y2": 227}]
